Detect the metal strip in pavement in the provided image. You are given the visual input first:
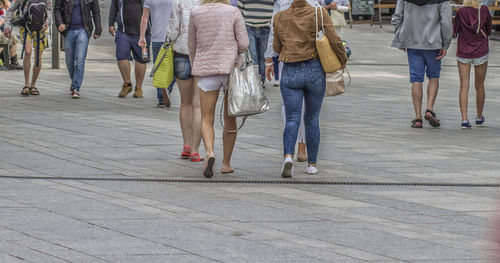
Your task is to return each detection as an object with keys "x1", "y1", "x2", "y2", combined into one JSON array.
[{"x1": 0, "y1": 176, "x2": 499, "y2": 187}]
